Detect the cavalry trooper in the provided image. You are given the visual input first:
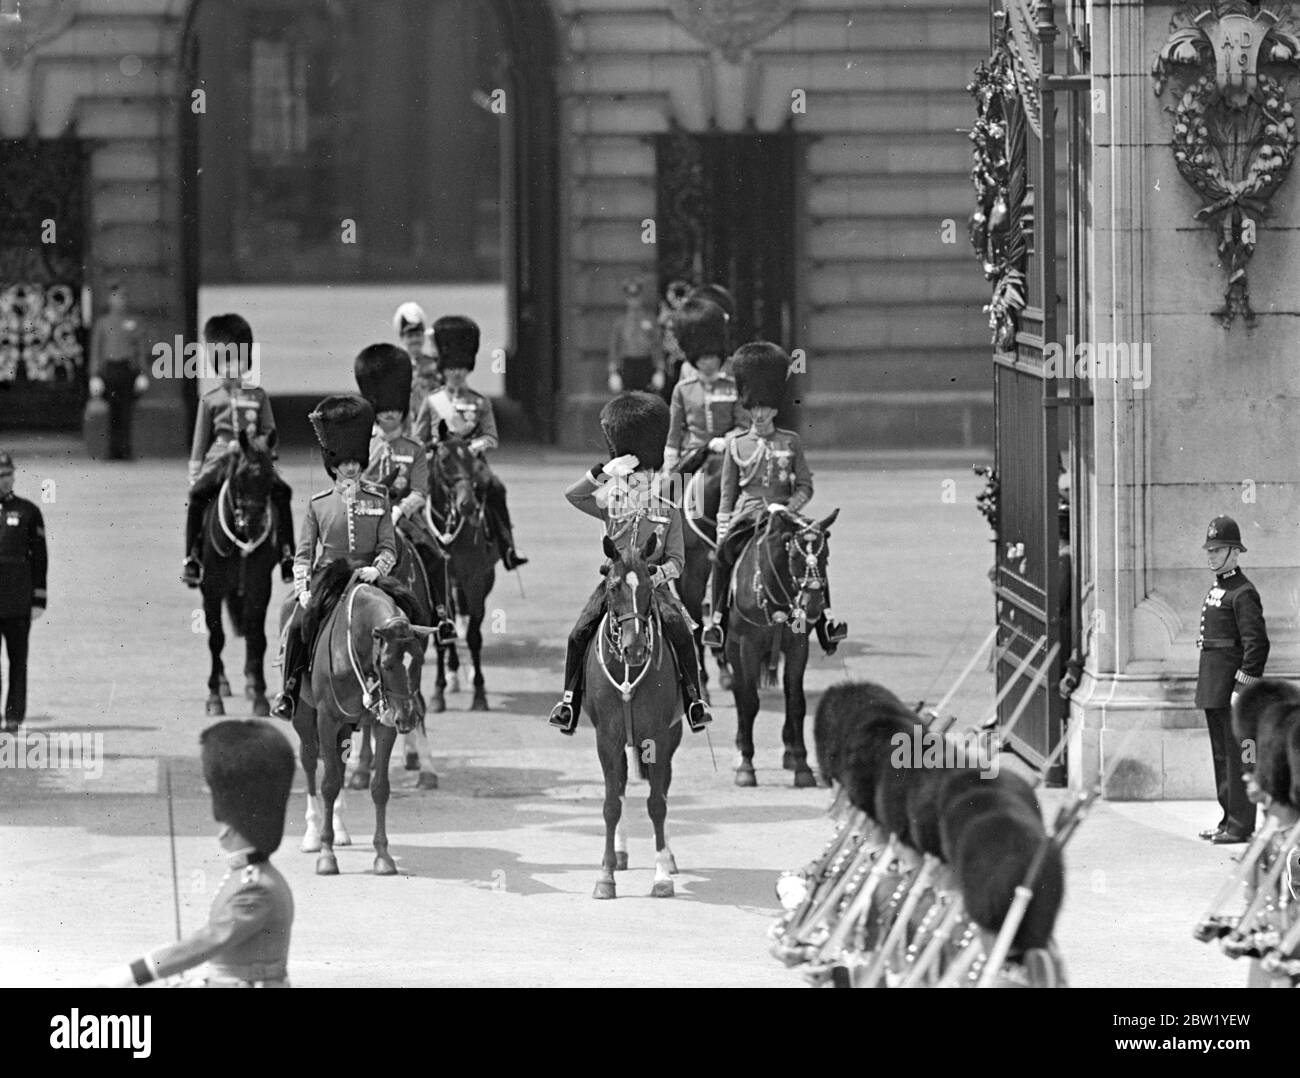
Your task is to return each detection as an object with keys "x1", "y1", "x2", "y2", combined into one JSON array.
[
  {"x1": 701, "y1": 342, "x2": 847, "y2": 654},
  {"x1": 271, "y1": 396, "x2": 396, "y2": 721},
  {"x1": 547, "y1": 392, "x2": 712, "y2": 735},
  {"x1": 394, "y1": 301, "x2": 440, "y2": 426},
  {"x1": 96, "y1": 720, "x2": 296, "y2": 988},
  {"x1": 663, "y1": 295, "x2": 747, "y2": 478},
  {"x1": 413, "y1": 315, "x2": 527, "y2": 570},
  {"x1": 182, "y1": 314, "x2": 294, "y2": 588},
  {"x1": 1196, "y1": 515, "x2": 1269, "y2": 844},
  {"x1": 354, "y1": 343, "x2": 455, "y2": 643}
]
